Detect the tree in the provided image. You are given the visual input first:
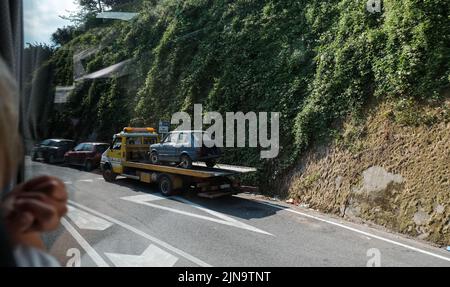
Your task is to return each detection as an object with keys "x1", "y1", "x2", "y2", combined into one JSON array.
[
  {"x1": 51, "y1": 26, "x2": 80, "y2": 46},
  {"x1": 63, "y1": 0, "x2": 140, "y2": 27}
]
